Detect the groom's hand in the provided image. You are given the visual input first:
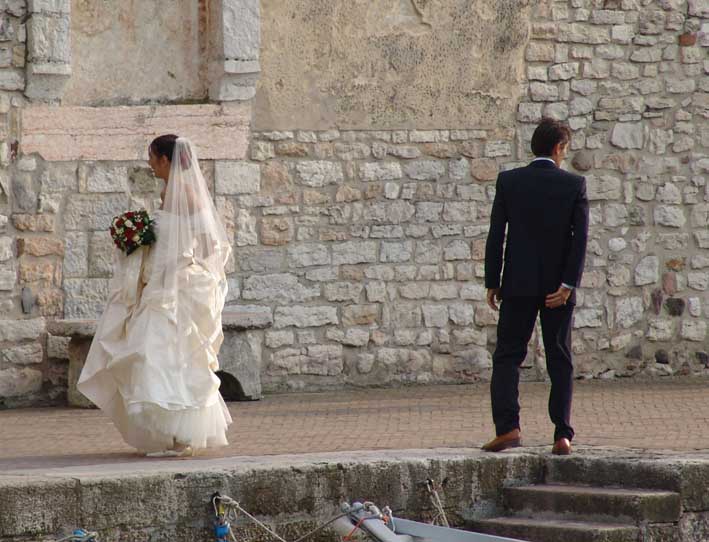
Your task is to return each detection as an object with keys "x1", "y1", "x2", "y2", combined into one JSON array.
[
  {"x1": 487, "y1": 288, "x2": 501, "y2": 311},
  {"x1": 545, "y1": 286, "x2": 572, "y2": 308}
]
